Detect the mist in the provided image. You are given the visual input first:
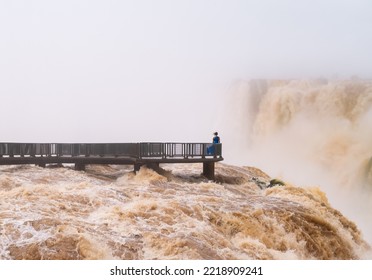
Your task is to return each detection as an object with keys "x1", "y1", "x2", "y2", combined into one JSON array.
[{"x1": 1, "y1": 0, "x2": 372, "y2": 143}]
